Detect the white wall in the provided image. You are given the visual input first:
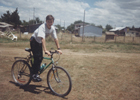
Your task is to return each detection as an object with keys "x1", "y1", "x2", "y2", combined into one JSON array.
[{"x1": 79, "y1": 25, "x2": 102, "y2": 37}]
